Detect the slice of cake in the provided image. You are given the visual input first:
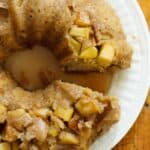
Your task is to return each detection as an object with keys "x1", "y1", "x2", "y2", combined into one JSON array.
[{"x1": 0, "y1": 72, "x2": 120, "y2": 149}]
